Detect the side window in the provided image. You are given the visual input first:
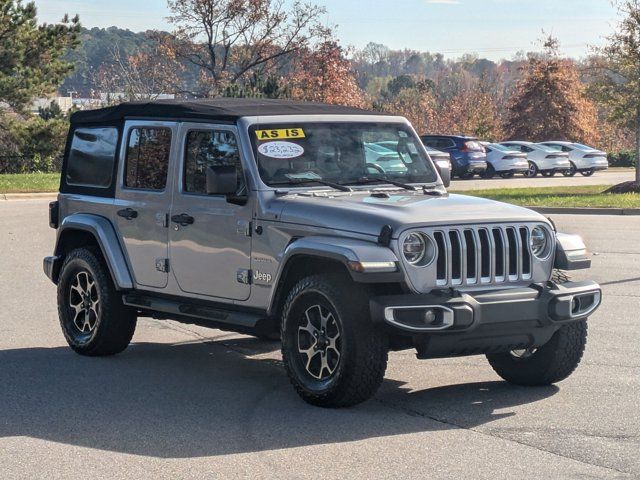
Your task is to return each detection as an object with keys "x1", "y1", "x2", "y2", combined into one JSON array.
[
  {"x1": 562, "y1": 146, "x2": 572, "y2": 152},
  {"x1": 66, "y1": 127, "x2": 118, "y2": 188},
  {"x1": 125, "y1": 127, "x2": 172, "y2": 190},
  {"x1": 184, "y1": 130, "x2": 244, "y2": 195},
  {"x1": 522, "y1": 146, "x2": 534, "y2": 153}
]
